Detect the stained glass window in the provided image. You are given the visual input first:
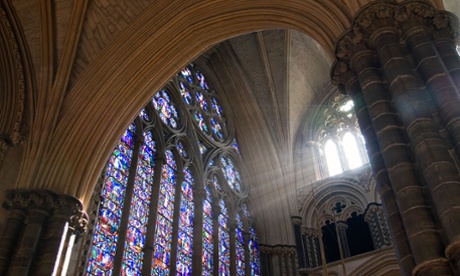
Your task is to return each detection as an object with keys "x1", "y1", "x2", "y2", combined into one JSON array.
[
  {"x1": 235, "y1": 214, "x2": 246, "y2": 275},
  {"x1": 86, "y1": 123, "x2": 135, "y2": 275},
  {"x1": 221, "y1": 156, "x2": 242, "y2": 192},
  {"x1": 249, "y1": 227, "x2": 261, "y2": 275},
  {"x1": 176, "y1": 167, "x2": 194, "y2": 275},
  {"x1": 218, "y1": 198, "x2": 230, "y2": 275},
  {"x1": 202, "y1": 185, "x2": 214, "y2": 276},
  {"x1": 122, "y1": 131, "x2": 155, "y2": 274},
  {"x1": 152, "y1": 150, "x2": 177, "y2": 275},
  {"x1": 177, "y1": 65, "x2": 227, "y2": 141},
  {"x1": 85, "y1": 64, "x2": 260, "y2": 276},
  {"x1": 152, "y1": 90, "x2": 180, "y2": 129}
]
